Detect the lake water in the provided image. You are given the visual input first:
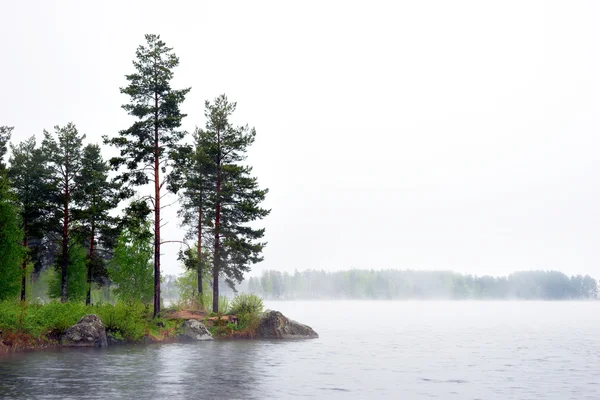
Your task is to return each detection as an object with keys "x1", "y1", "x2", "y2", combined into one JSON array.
[{"x1": 1, "y1": 301, "x2": 599, "y2": 399}]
